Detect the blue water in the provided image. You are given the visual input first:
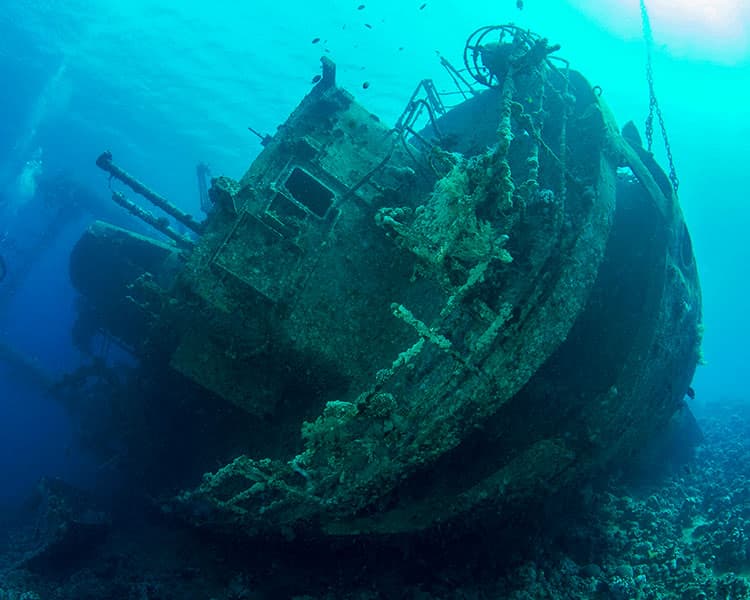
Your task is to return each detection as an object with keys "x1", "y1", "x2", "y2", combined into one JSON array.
[{"x1": 0, "y1": 0, "x2": 747, "y2": 537}]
